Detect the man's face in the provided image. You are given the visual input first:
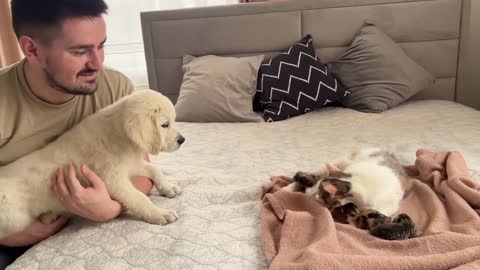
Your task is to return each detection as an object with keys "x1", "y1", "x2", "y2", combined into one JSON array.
[{"x1": 38, "y1": 17, "x2": 107, "y2": 95}]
